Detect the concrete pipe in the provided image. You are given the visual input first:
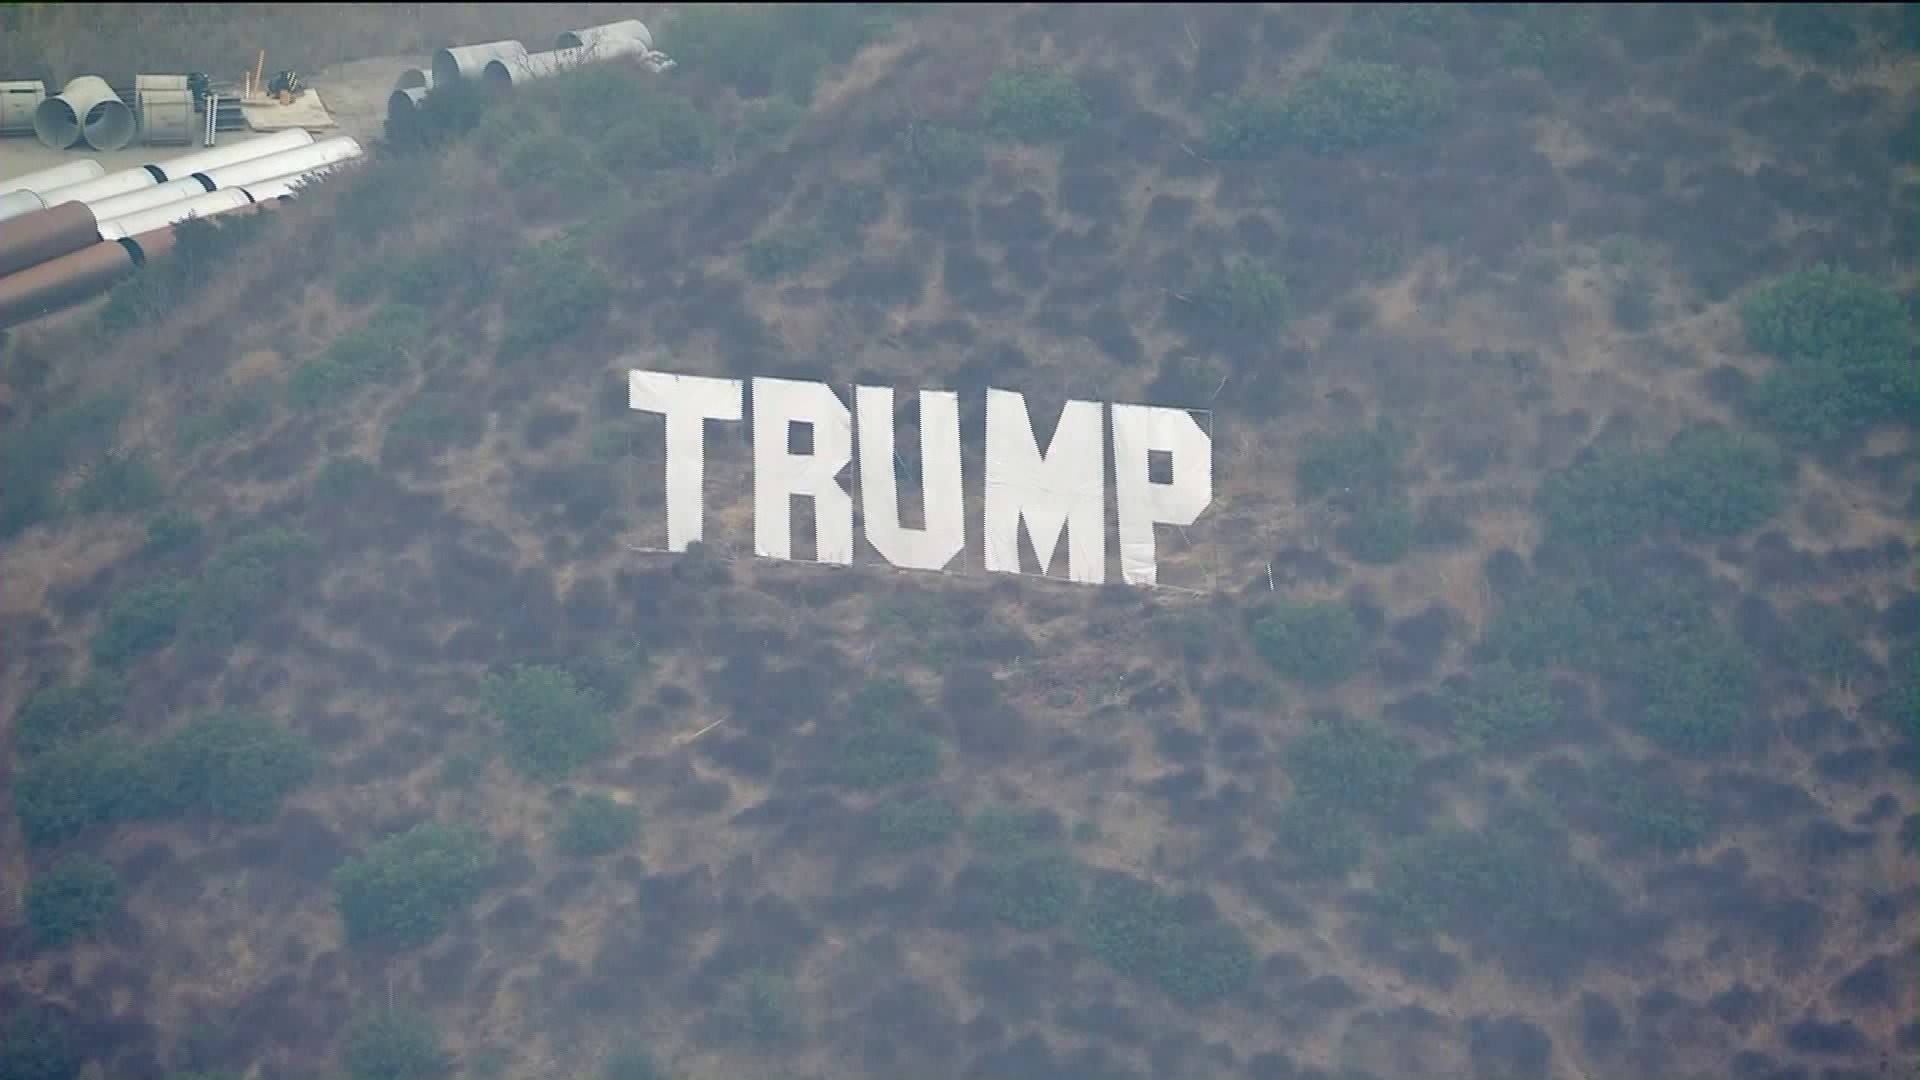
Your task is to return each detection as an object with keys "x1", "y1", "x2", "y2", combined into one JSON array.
[
  {"x1": 0, "y1": 160, "x2": 106, "y2": 198},
  {"x1": 87, "y1": 175, "x2": 214, "y2": 224},
  {"x1": 394, "y1": 68, "x2": 433, "y2": 91},
  {"x1": 0, "y1": 238, "x2": 138, "y2": 327},
  {"x1": 432, "y1": 39, "x2": 529, "y2": 86},
  {"x1": 0, "y1": 202, "x2": 101, "y2": 277},
  {"x1": 555, "y1": 19, "x2": 652, "y2": 53},
  {"x1": 0, "y1": 80, "x2": 48, "y2": 135},
  {"x1": 35, "y1": 75, "x2": 136, "y2": 151},
  {"x1": 387, "y1": 86, "x2": 429, "y2": 142},
  {"x1": 0, "y1": 191, "x2": 47, "y2": 223},
  {"x1": 136, "y1": 75, "x2": 196, "y2": 147},
  {"x1": 96, "y1": 188, "x2": 253, "y2": 242},
  {"x1": 198, "y1": 136, "x2": 363, "y2": 193},
  {"x1": 149, "y1": 128, "x2": 315, "y2": 182},
  {"x1": 40, "y1": 168, "x2": 162, "y2": 208},
  {"x1": 482, "y1": 48, "x2": 588, "y2": 92}
]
